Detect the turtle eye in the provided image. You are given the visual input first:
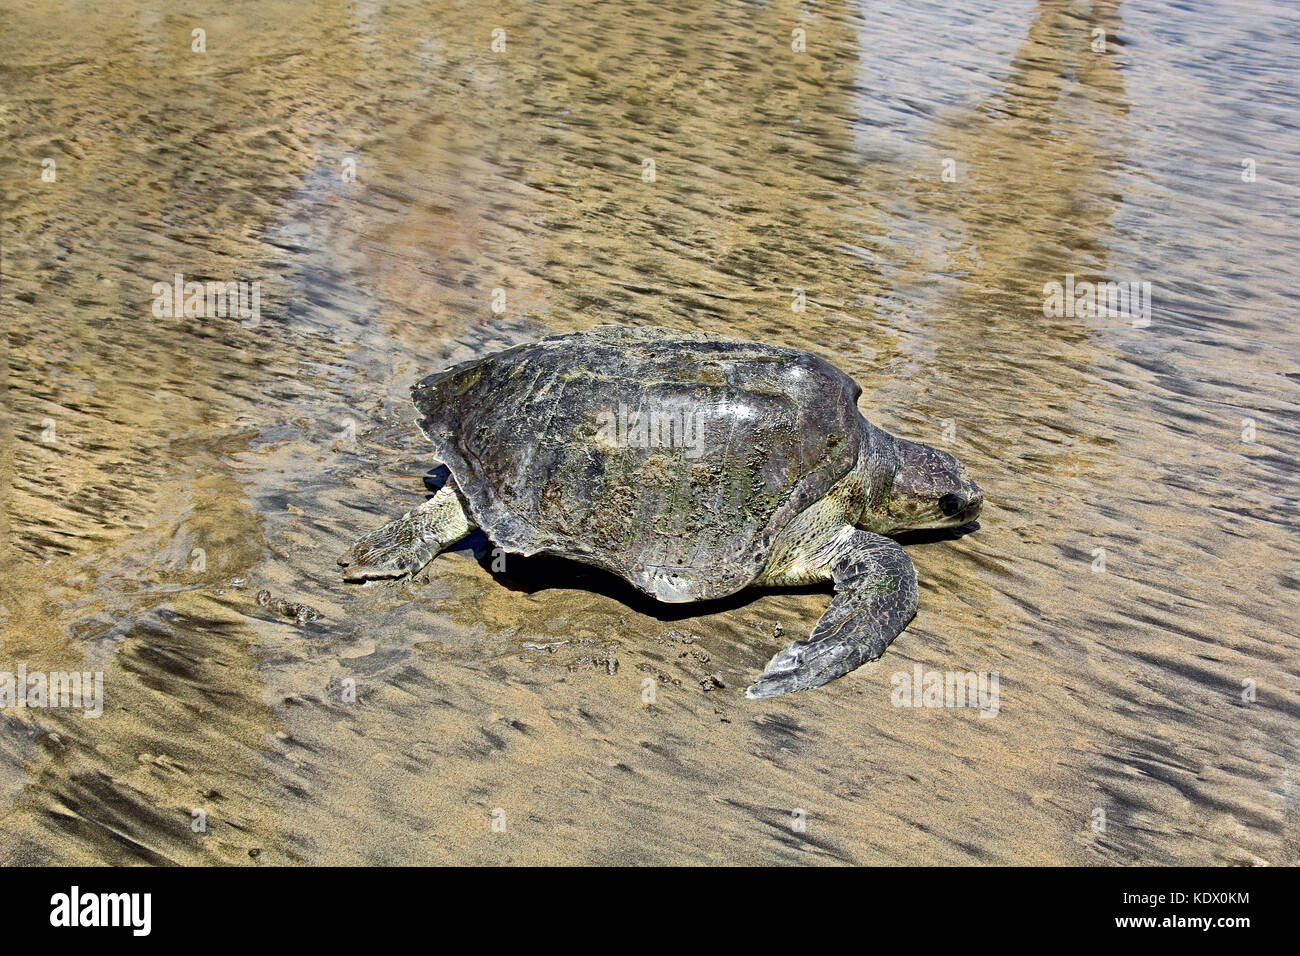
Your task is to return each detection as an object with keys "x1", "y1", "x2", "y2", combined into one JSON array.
[{"x1": 938, "y1": 493, "x2": 963, "y2": 517}]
